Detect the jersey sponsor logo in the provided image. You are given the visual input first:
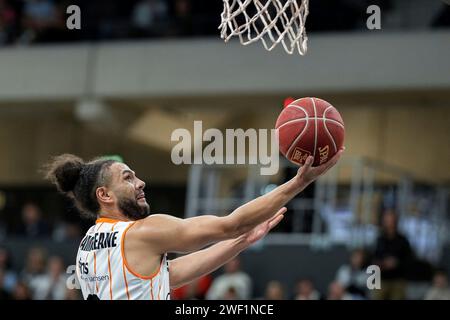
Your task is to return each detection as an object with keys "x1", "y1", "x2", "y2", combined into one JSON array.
[
  {"x1": 78, "y1": 259, "x2": 89, "y2": 274},
  {"x1": 80, "y1": 274, "x2": 110, "y2": 283},
  {"x1": 79, "y1": 231, "x2": 119, "y2": 251}
]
